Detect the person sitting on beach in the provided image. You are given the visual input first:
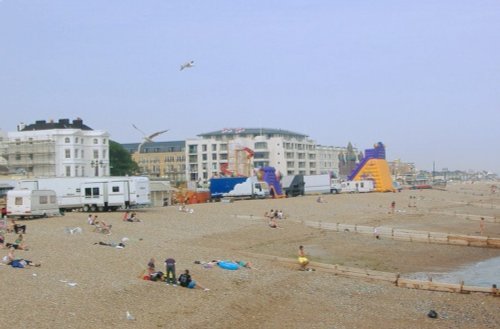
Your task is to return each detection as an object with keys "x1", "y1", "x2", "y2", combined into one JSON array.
[
  {"x1": 7, "y1": 219, "x2": 26, "y2": 234},
  {"x1": 316, "y1": 196, "x2": 326, "y2": 203},
  {"x1": 129, "y1": 212, "x2": 141, "y2": 222},
  {"x1": 277, "y1": 210, "x2": 284, "y2": 220},
  {"x1": 298, "y1": 245, "x2": 310, "y2": 271},
  {"x1": 2, "y1": 247, "x2": 40, "y2": 268},
  {"x1": 6, "y1": 234, "x2": 28, "y2": 250},
  {"x1": 93, "y1": 218, "x2": 112, "y2": 234},
  {"x1": 269, "y1": 218, "x2": 280, "y2": 229},
  {"x1": 87, "y1": 214, "x2": 95, "y2": 225},
  {"x1": 0, "y1": 230, "x2": 5, "y2": 249},
  {"x1": 178, "y1": 269, "x2": 209, "y2": 291},
  {"x1": 141, "y1": 258, "x2": 164, "y2": 281},
  {"x1": 122, "y1": 211, "x2": 130, "y2": 222}
]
